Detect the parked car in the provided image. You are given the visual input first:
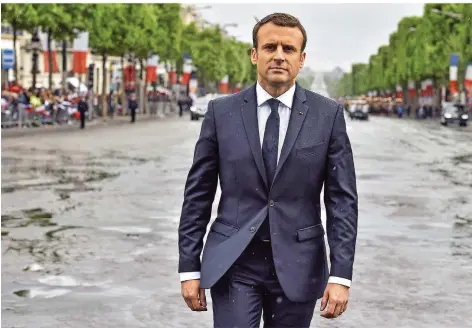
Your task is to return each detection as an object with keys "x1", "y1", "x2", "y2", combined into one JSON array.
[
  {"x1": 440, "y1": 102, "x2": 469, "y2": 127},
  {"x1": 348, "y1": 100, "x2": 369, "y2": 120},
  {"x1": 190, "y1": 93, "x2": 225, "y2": 121}
]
